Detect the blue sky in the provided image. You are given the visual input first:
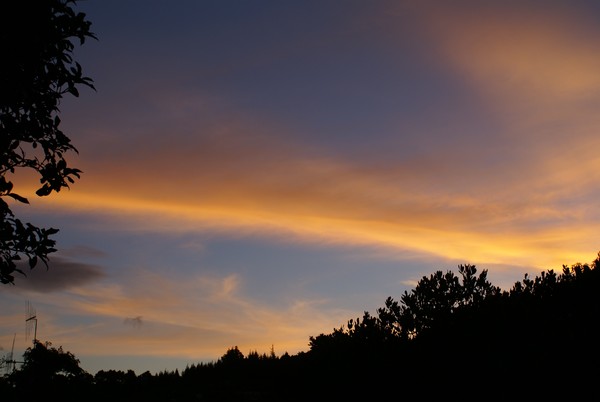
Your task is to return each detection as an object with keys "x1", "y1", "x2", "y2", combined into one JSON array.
[{"x1": 3, "y1": 0, "x2": 600, "y2": 375}]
